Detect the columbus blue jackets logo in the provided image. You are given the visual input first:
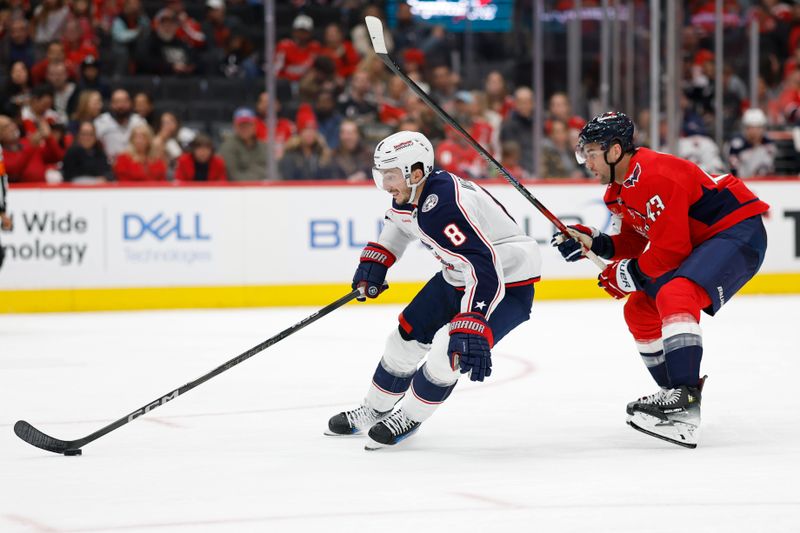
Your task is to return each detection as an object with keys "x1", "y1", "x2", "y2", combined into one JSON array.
[
  {"x1": 623, "y1": 162, "x2": 641, "y2": 188},
  {"x1": 421, "y1": 194, "x2": 439, "y2": 213}
]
